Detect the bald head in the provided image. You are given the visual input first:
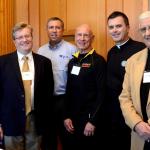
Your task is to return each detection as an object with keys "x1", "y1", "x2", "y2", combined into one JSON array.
[
  {"x1": 75, "y1": 24, "x2": 94, "y2": 53},
  {"x1": 75, "y1": 24, "x2": 93, "y2": 36}
]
